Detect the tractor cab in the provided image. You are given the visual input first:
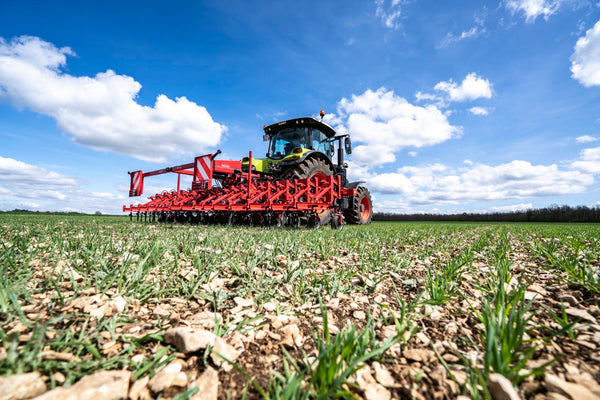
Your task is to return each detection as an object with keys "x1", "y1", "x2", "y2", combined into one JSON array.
[
  {"x1": 242, "y1": 117, "x2": 338, "y2": 175},
  {"x1": 266, "y1": 124, "x2": 332, "y2": 160}
]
